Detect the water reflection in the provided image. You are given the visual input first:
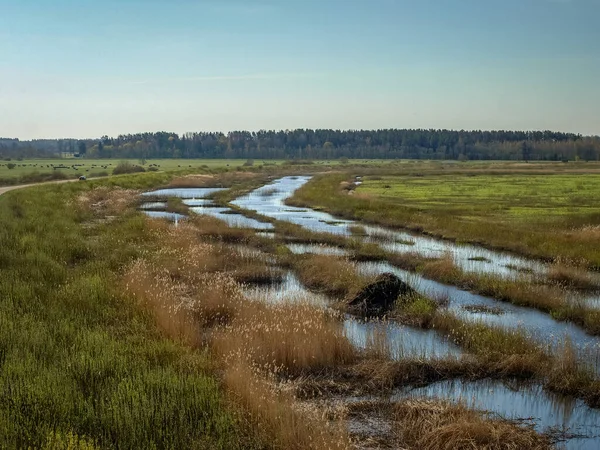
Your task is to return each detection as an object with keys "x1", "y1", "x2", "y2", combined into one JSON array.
[
  {"x1": 232, "y1": 177, "x2": 600, "y2": 371},
  {"x1": 142, "y1": 187, "x2": 226, "y2": 198},
  {"x1": 393, "y1": 379, "x2": 600, "y2": 450},
  {"x1": 190, "y1": 206, "x2": 274, "y2": 230},
  {"x1": 142, "y1": 211, "x2": 186, "y2": 221},
  {"x1": 243, "y1": 270, "x2": 462, "y2": 359},
  {"x1": 140, "y1": 201, "x2": 167, "y2": 210},
  {"x1": 232, "y1": 176, "x2": 544, "y2": 278},
  {"x1": 357, "y1": 261, "x2": 600, "y2": 373}
]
